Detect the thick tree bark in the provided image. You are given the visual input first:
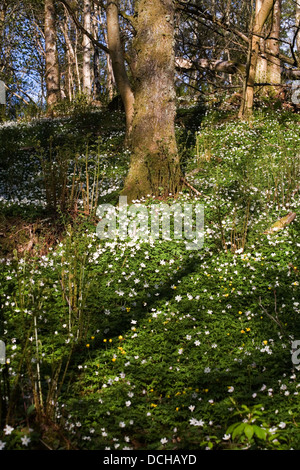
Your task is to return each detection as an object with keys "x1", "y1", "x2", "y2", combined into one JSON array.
[
  {"x1": 82, "y1": 0, "x2": 92, "y2": 96},
  {"x1": 45, "y1": 0, "x2": 61, "y2": 109},
  {"x1": 121, "y1": 0, "x2": 182, "y2": 202},
  {"x1": 106, "y1": 0, "x2": 134, "y2": 140},
  {"x1": 239, "y1": 0, "x2": 276, "y2": 119}
]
